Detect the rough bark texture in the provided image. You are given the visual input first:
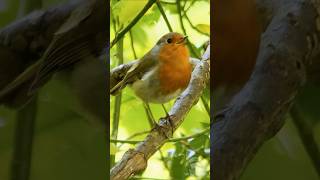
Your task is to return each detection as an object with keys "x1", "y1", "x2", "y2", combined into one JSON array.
[
  {"x1": 110, "y1": 46, "x2": 210, "y2": 180},
  {"x1": 212, "y1": 0, "x2": 320, "y2": 179}
]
